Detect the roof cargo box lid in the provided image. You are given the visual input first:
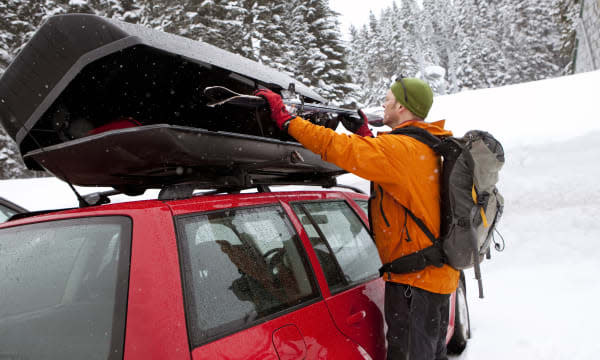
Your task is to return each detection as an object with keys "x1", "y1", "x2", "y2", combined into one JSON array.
[
  {"x1": 0, "y1": 14, "x2": 326, "y2": 159},
  {"x1": 23, "y1": 124, "x2": 346, "y2": 192}
]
